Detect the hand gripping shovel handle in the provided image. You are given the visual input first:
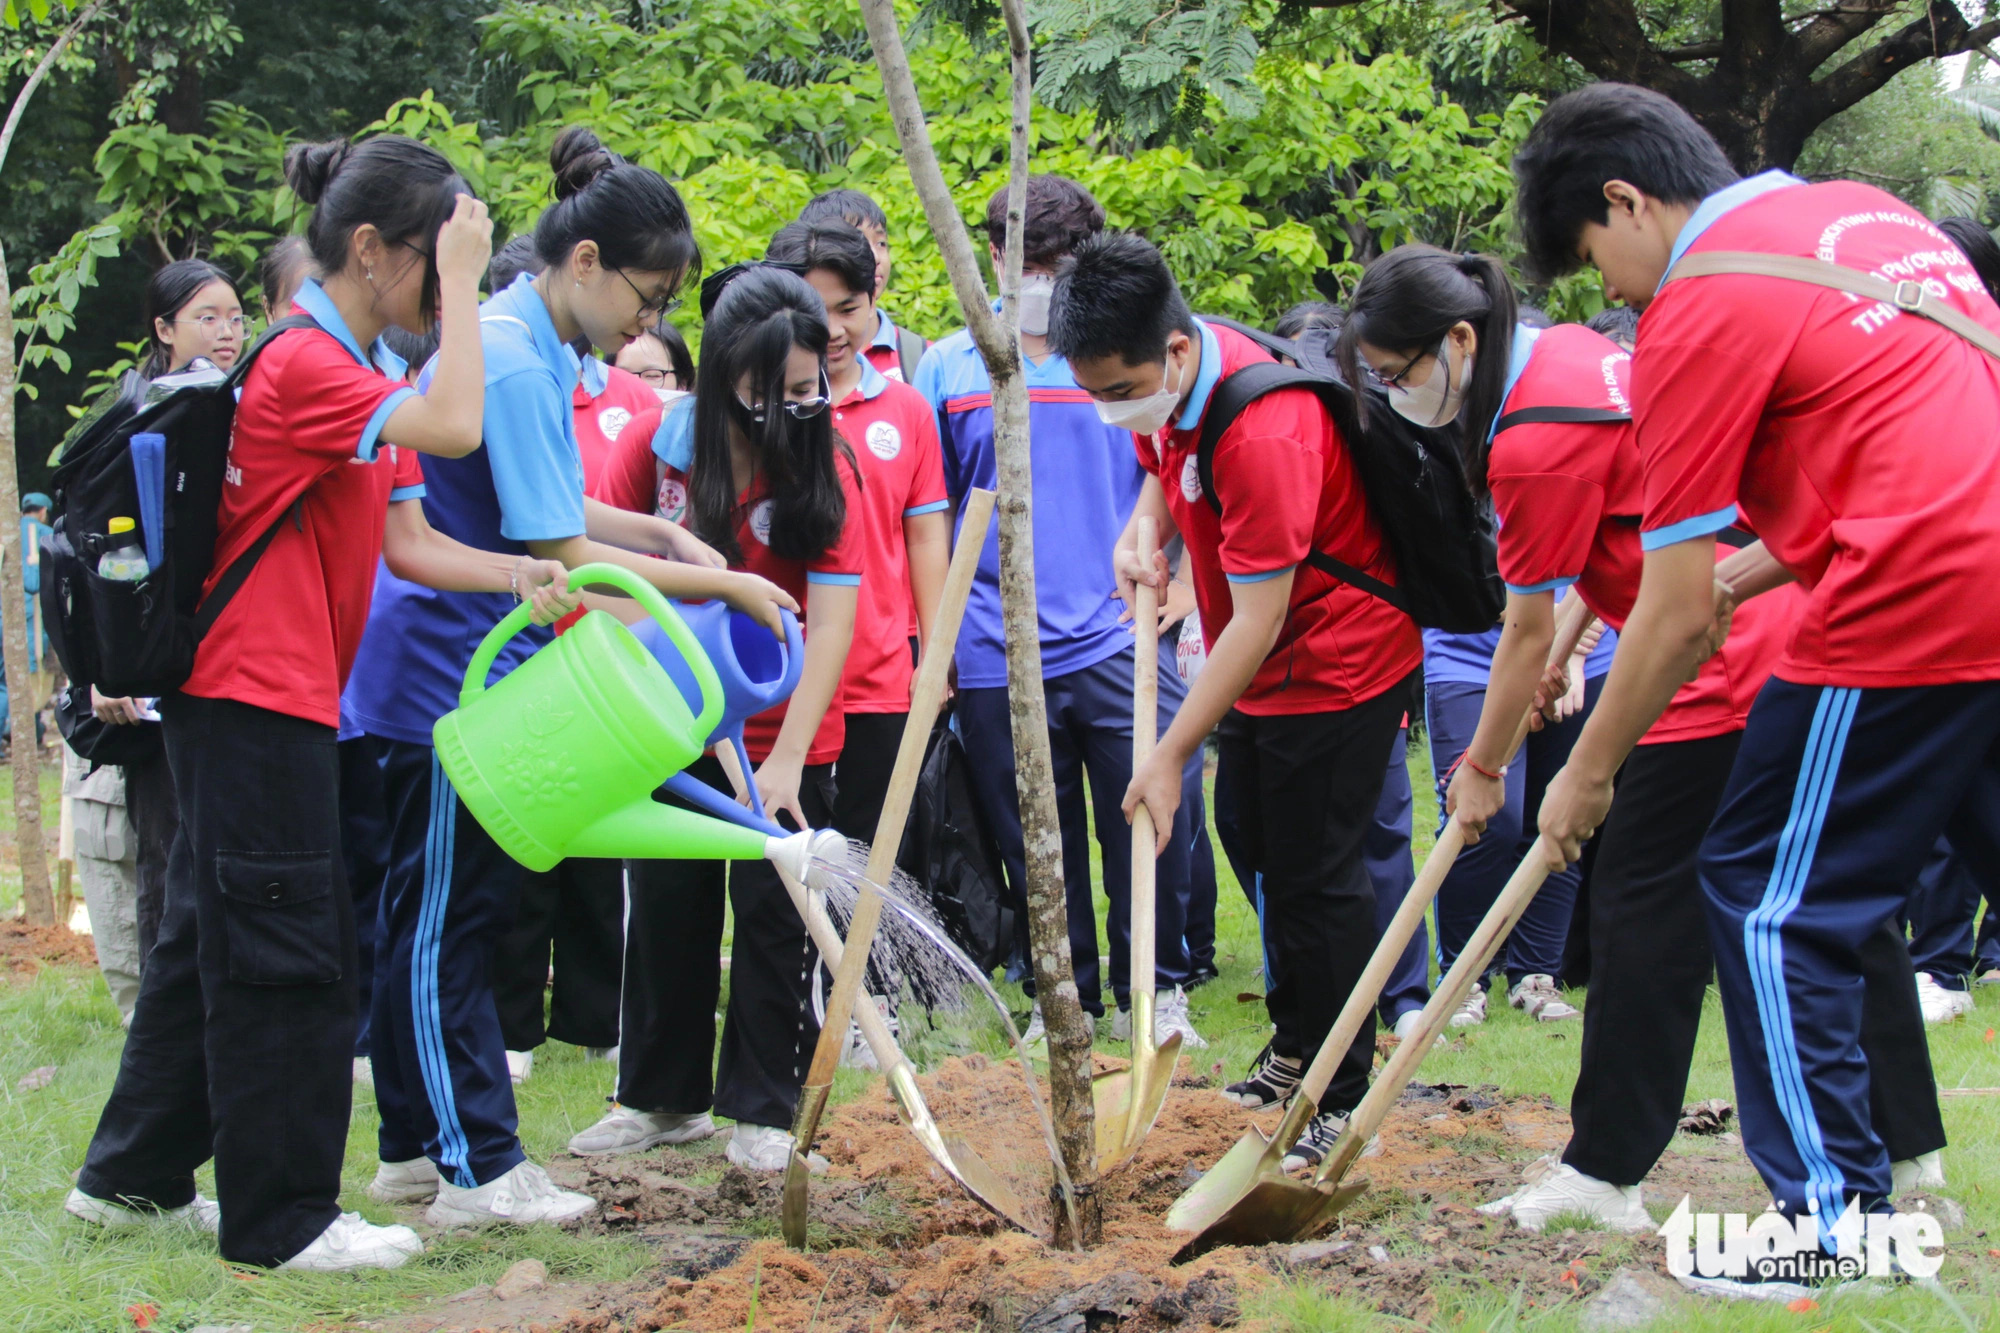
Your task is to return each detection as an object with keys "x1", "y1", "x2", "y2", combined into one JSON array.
[
  {"x1": 1312, "y1": 839, "x2": 1562, "y2": 1190},
  {"x1": 1275, "y1": 595, "x2": 1597, "y2": 1138}
]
